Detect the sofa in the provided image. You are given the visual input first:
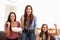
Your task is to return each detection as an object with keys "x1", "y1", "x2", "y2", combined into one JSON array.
[
  {"x1": 0, "y1": 26, "x2": 57, "y2": 40},
  {"x1": 0, "y1": 31, "x2": 22, "y2": 40}
]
